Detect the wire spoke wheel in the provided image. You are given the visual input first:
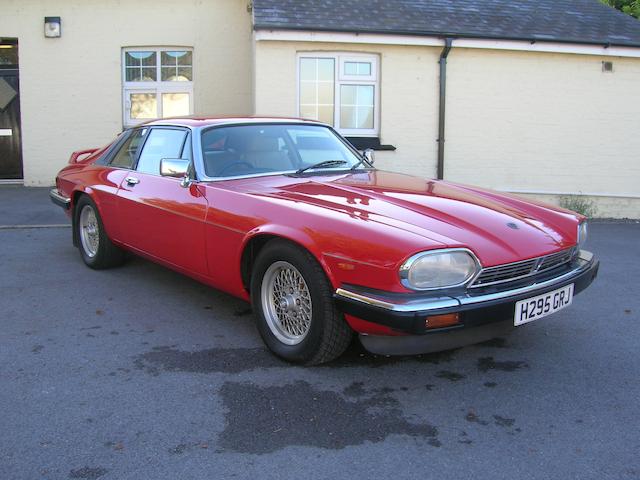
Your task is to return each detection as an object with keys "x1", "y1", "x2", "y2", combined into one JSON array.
[
  {"x1": 79, "y1": 205, "x2": 100, "y2": 258},
  {"x1": 261, "y1": 261, "x2": 313, "y2": 345}
]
